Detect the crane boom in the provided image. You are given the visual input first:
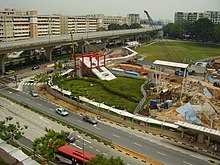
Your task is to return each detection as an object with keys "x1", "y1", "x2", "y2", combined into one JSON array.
[{"x1": 144, "y1": 10, "x2": 172, "y2": 61}]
